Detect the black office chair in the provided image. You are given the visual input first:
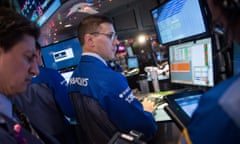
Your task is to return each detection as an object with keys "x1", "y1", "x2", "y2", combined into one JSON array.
[{"x1": 69, "y1": 92, "x2": 118, "y2": 144}]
